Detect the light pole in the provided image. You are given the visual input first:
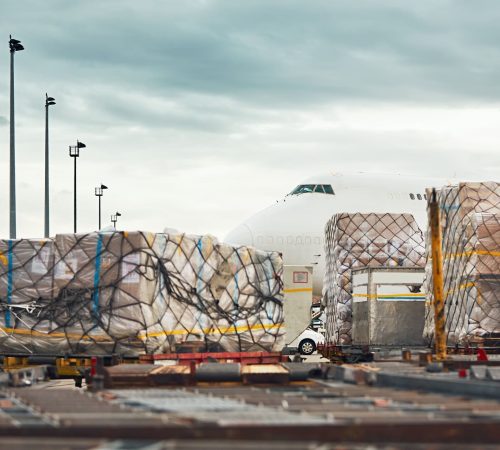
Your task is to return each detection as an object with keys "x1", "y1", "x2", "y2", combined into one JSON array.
[
  {"x1": 94, "y1": 184, "x2": 108, "y2": 230},
  {"x1": 9, "y1": 35, "x2": 24, "y2": 239},
  {"x1": 111, "y1": 212, "x2": 121, "y2": 230},
  {"x1": 44, "y1": 94, "x2": 56, "y2": 238},
  {"x1": 69, "y1": 140, "x2": 86, "y2": 233}
]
